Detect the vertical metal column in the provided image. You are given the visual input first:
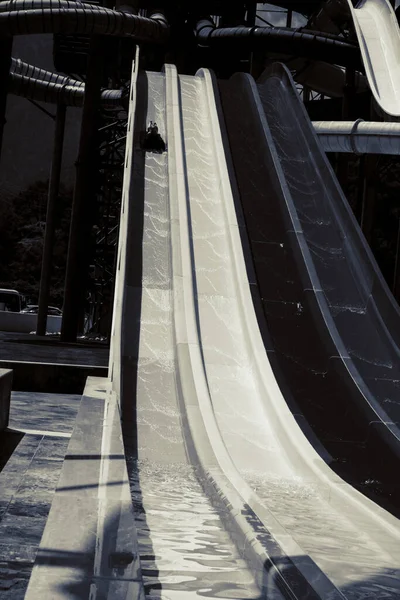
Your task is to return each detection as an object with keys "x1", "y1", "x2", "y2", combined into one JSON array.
[
  {"x1": 336, "y1": 67, "x2": 356, "y2": 196},
  {"x1": 0, "y1": 36, "x2": 12, "y2": 165},
  {"x1": 286, "y1": 9, "x2": 293, "y2": 27},
  {"x1": 342, "y1": 67, "x2": 355, "y2": 119},
  {"x1": 246, "y1": 2, "x2": 257, "y2": 25},
  {"x1": 61, "y1": 36, "x2": 104, "y2": 342},
  {"x1": 247, "y1": 2, "x2": 259, "y2": 76},
  {"x1": 37, "y1": 102, "x2": 67, "y2": 336}
]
